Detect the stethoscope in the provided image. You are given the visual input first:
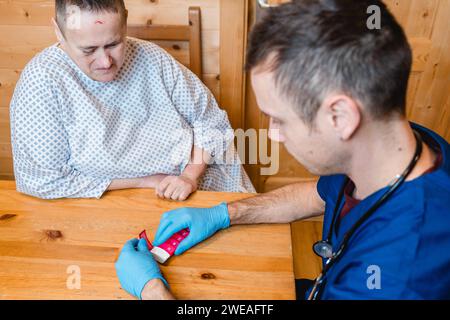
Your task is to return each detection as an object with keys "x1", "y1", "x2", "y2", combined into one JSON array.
[{"x1": 308, "y1": 130, "x2": 423, "y2": 300}]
